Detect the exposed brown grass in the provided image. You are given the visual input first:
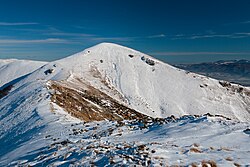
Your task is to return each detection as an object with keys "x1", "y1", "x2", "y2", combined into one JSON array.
[
  {"x1": 225, "y1": 157, "x2": 233, "y2": 161},
  {"x1": 190, "y1": 147, "x2": 202, "y2": 153},
  {"x1": 193, "y1": 143, "x2": 200, "y2": 147},
  {"x1": 48, "y1": 80, "x2": 151, "y2": 122},
  {"x1": 221, "y1": 147, "x2": 233, "y2": 151},
  {"x1": 88, "y1": 65, "x2": 127, "y2": 102},
  {"x1": 190, "y1": 163, "x2": 198, "y2": 167},
  {"x1": 201, "y1": 160, "x2": 217, "y2": 167}
]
